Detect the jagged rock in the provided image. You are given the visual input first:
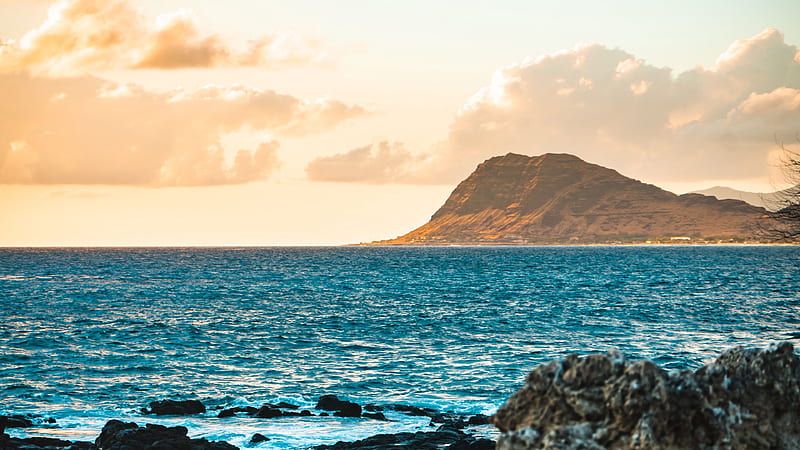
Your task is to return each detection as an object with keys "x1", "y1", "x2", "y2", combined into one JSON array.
[
  {"x1": 316, "y1": 395, "x2": 362, "y2": 418},
  {"x1": 144, "y1": 399, "x2": 206, "y2": 416},
  {"x1": 493, "y1": 343, "x2": 800, "y2": 449},
  {"x1": 95, "y1": 420, "x2": 237, "y2": 450}
]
